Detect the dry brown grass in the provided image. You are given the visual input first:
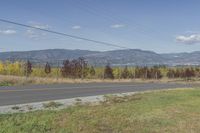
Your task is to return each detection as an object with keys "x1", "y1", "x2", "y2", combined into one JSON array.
[{"x1": 0, "y1": 74, "x2": 199, "y2": 86}]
